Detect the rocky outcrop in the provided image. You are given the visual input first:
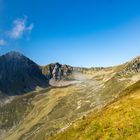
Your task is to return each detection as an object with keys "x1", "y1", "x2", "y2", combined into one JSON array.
[
  {"x1": 41, "y1": 63, "x2": 105, "y2": 80},
  {"x1": 118, "y1": 56, "x2": 140, "y2": 76},
  {"x1": 41, "y1": 63, "x2": 73, "y2": 80}
]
